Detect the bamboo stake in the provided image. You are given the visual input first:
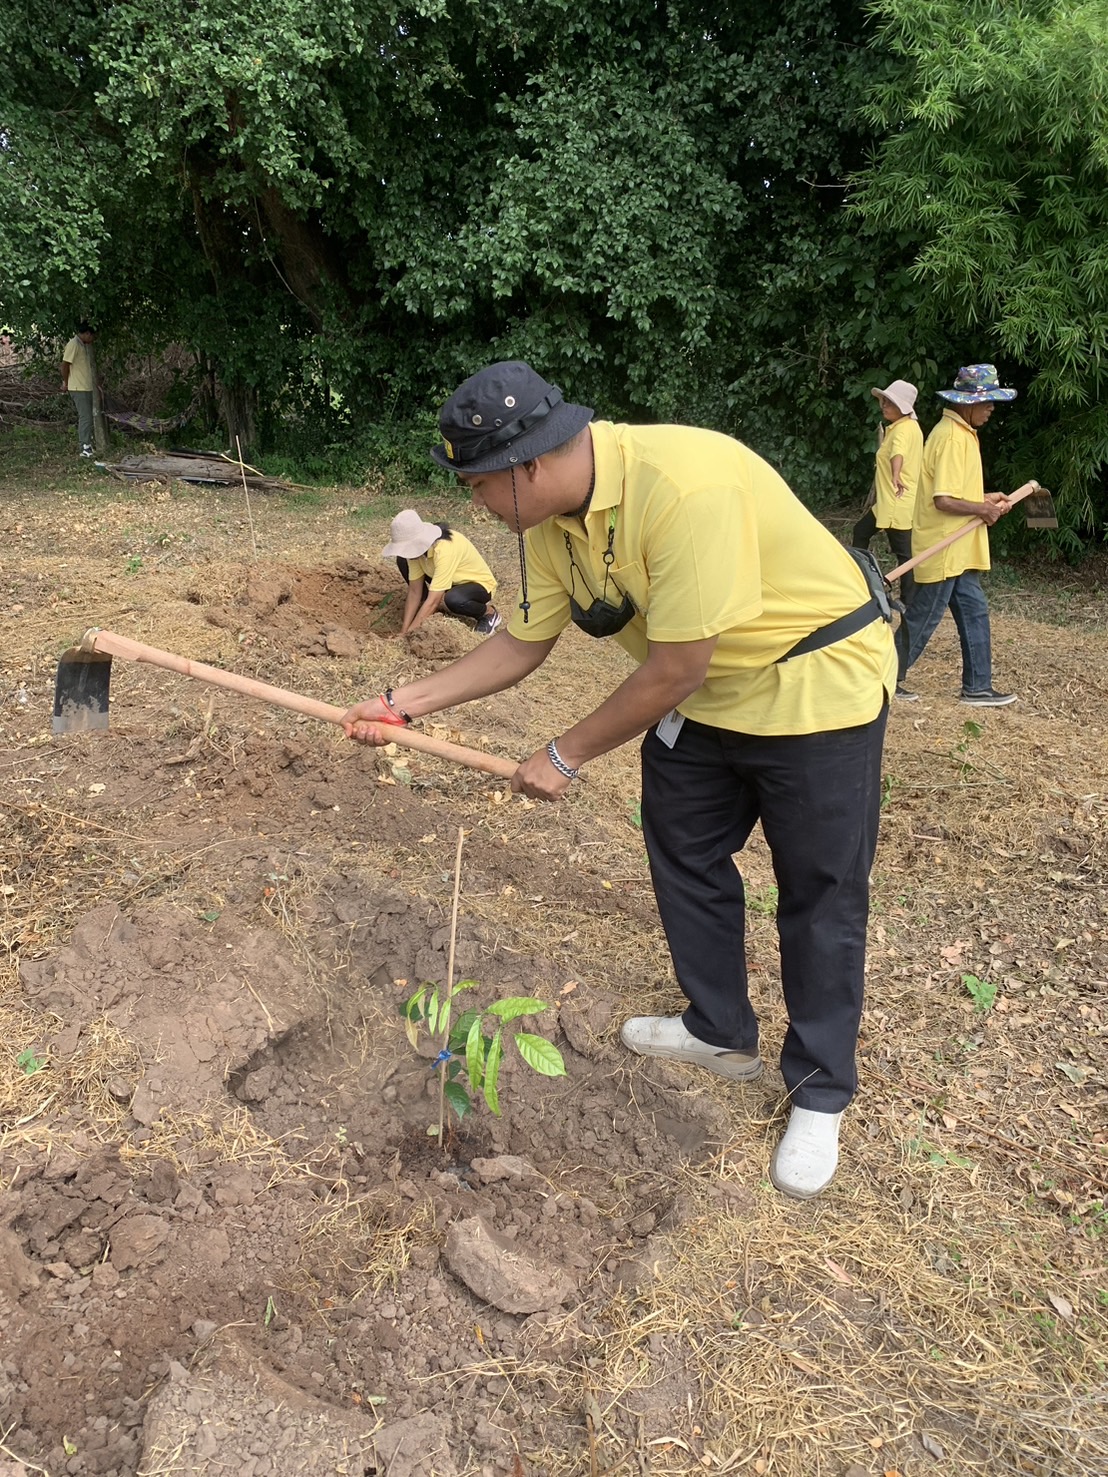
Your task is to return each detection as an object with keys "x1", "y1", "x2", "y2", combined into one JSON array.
[
  {"x1": 438, "y1": 826, "x2": 466, "y2": 1151},
  {"x1": 235, "y1": 433, "x2": 259, "y2": 559}
]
